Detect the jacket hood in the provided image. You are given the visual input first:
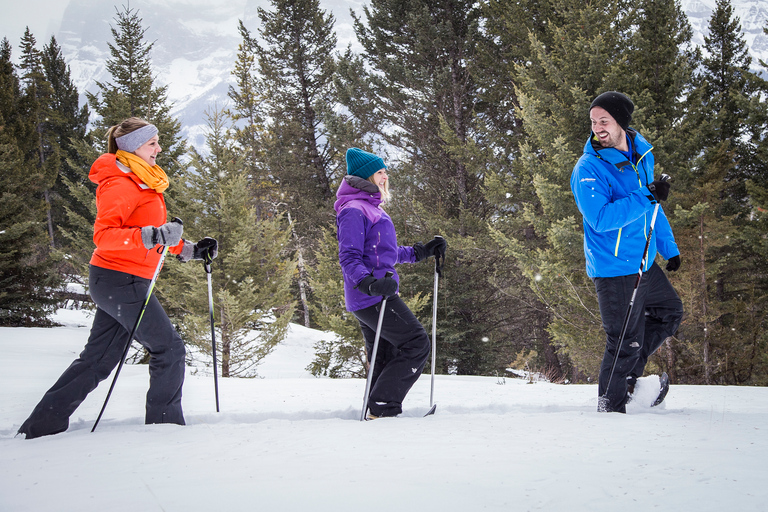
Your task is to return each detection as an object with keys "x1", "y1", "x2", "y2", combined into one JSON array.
[
  {"x1": 334, "y1": 175, "x2": 382, "y2": 214},
  {"x1": 88, "y1": 153, "x2": 145, "y2": 189}
]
